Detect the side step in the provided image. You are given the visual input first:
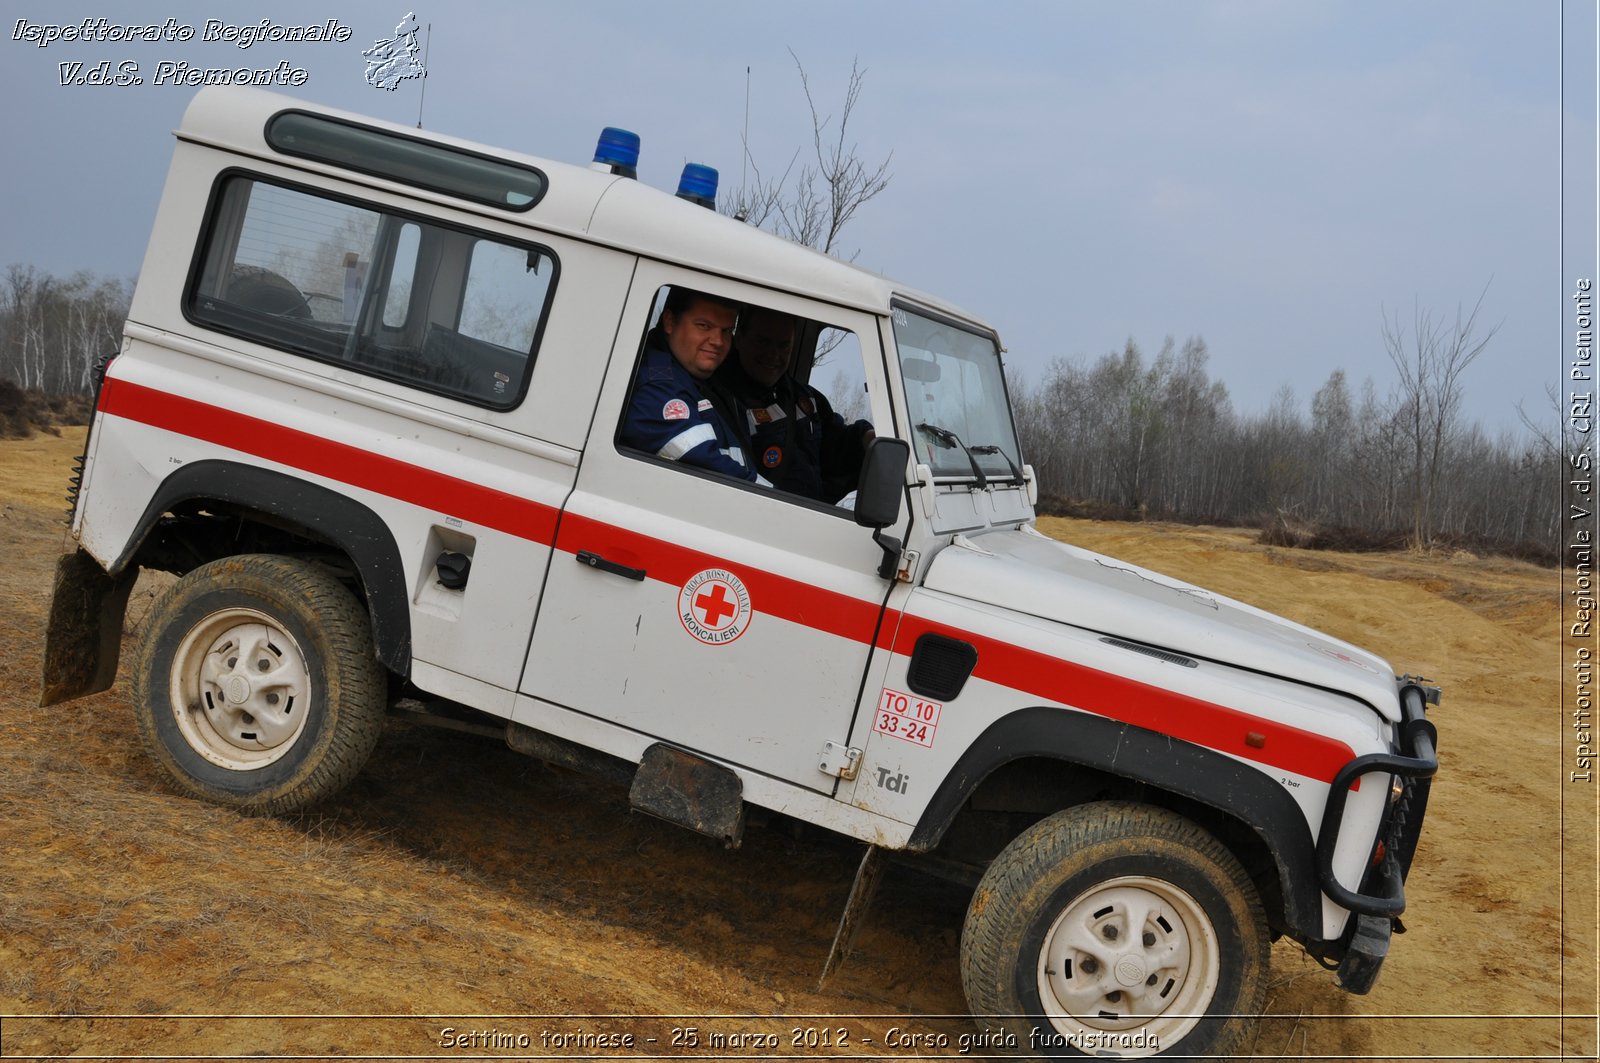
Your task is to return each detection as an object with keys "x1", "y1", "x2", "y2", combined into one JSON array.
[{"x1": 628, "y1": 742, "x2": 745, "y2": 848}]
